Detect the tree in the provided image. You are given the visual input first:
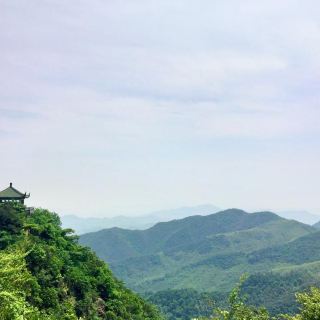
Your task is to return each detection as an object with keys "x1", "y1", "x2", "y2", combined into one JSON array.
[
  {"x1": 210, "y1": 276, "x2": 271, "y2": 320},
  {"x1": 0, "y1": 247, "x2": 50, "y2": 320},
  {"x1": 284, "y1": 287, "x2": 320, "y2": 320}
]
